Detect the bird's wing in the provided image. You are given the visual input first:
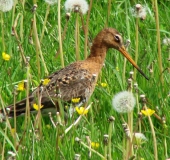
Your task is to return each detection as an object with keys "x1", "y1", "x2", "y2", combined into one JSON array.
[{"x1": 34, "y1": 62, "x2": 97, "y2": 105}]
